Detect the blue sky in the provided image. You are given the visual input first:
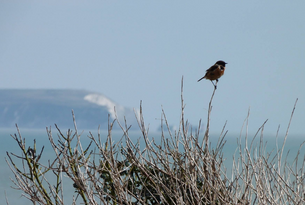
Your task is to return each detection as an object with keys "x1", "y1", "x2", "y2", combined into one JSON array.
[{"x1": 1, "y1": 1, "x2": 305, "y2": 136}]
